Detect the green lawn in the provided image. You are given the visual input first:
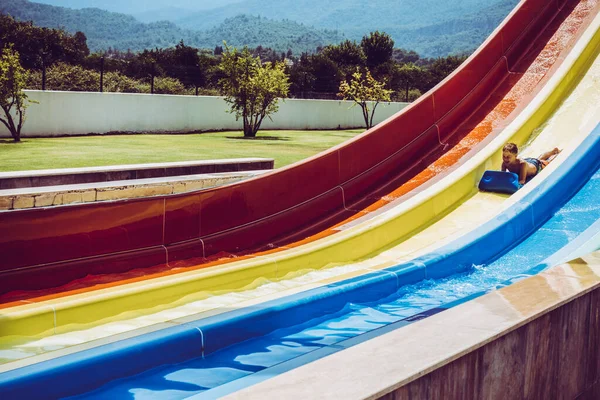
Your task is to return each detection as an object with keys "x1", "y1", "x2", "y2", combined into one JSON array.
[{"x1": 0, "y1": 130, "x2": 364, "y2": 172}]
